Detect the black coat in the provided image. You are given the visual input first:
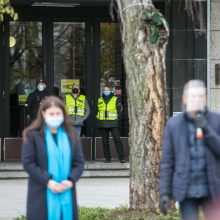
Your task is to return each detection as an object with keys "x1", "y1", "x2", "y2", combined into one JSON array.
[
  {"x1": 21, "y1": 129, "x2": 84, "y2": 220},
  {"x1": 26, "y1": 90, "x2": 48, "y2": 120},
  {"x1": 159, "y1": 111, "x2": 220, "y2": 202}
]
